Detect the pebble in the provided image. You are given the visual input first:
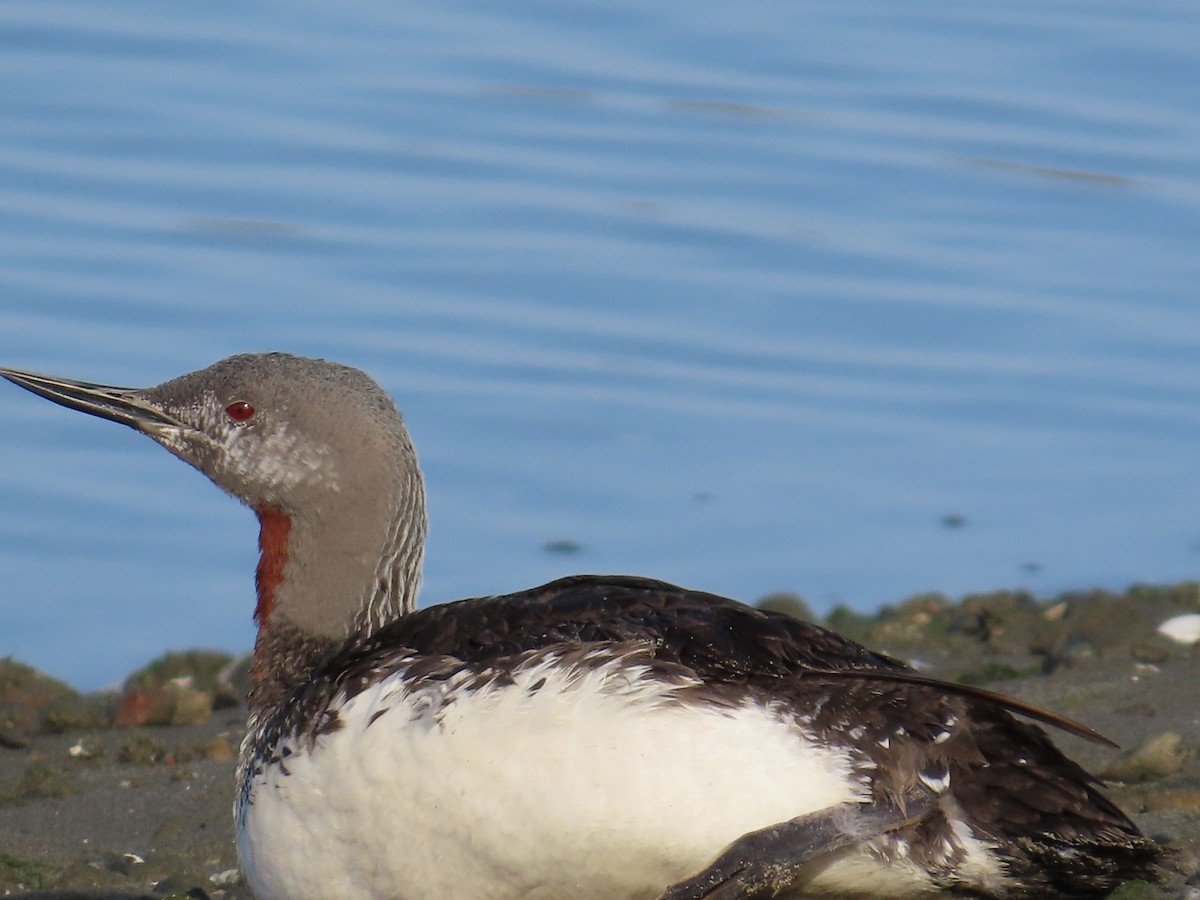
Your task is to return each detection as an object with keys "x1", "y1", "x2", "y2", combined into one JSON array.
[
  {"x1": 0, "y1": 725, "x2": 30, "y2": 749},
  {"x1": 1158, "y1": 613, "x2": 1200, "y2": 646},
  {"x1": 211, "y1": 868, "x2": 243, "y2": 886},
  {"x1": 1101, "y1": 731, "x2": 1190, "y2": 783},
  {"x1": 67, "y1": 737, "x2": 103, "y2": 759},
  {"x1": 205, "y1": 736, "x2": 236, "y2": 762},
  {"x1": 1145, "y1": 790, "x2": 1200, "y2": 814},
  {"x1": 116, "y1": 683, "x2": 214, "y2": 728},
  {"x1": 119, "y1": 732, "x2": 169, "y2": 765},
  {"x1": 1130, "y1": 638, "x2": 1173, "y2": 664}
]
